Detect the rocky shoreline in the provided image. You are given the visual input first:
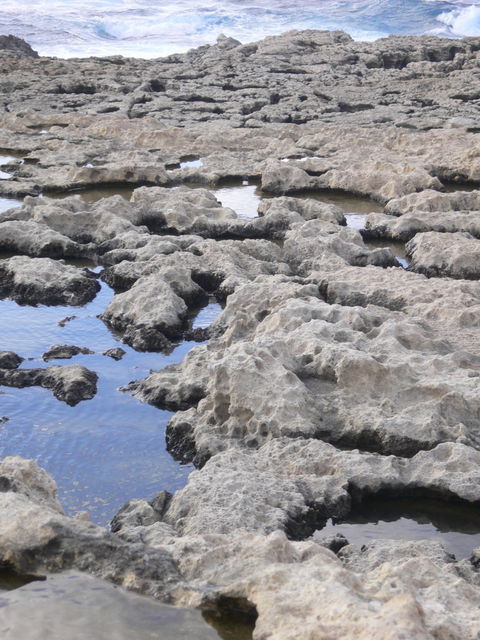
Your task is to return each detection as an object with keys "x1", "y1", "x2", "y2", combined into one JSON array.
[{"x1": 1, "y1": 30, "x2": 480, "y2": 638}]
